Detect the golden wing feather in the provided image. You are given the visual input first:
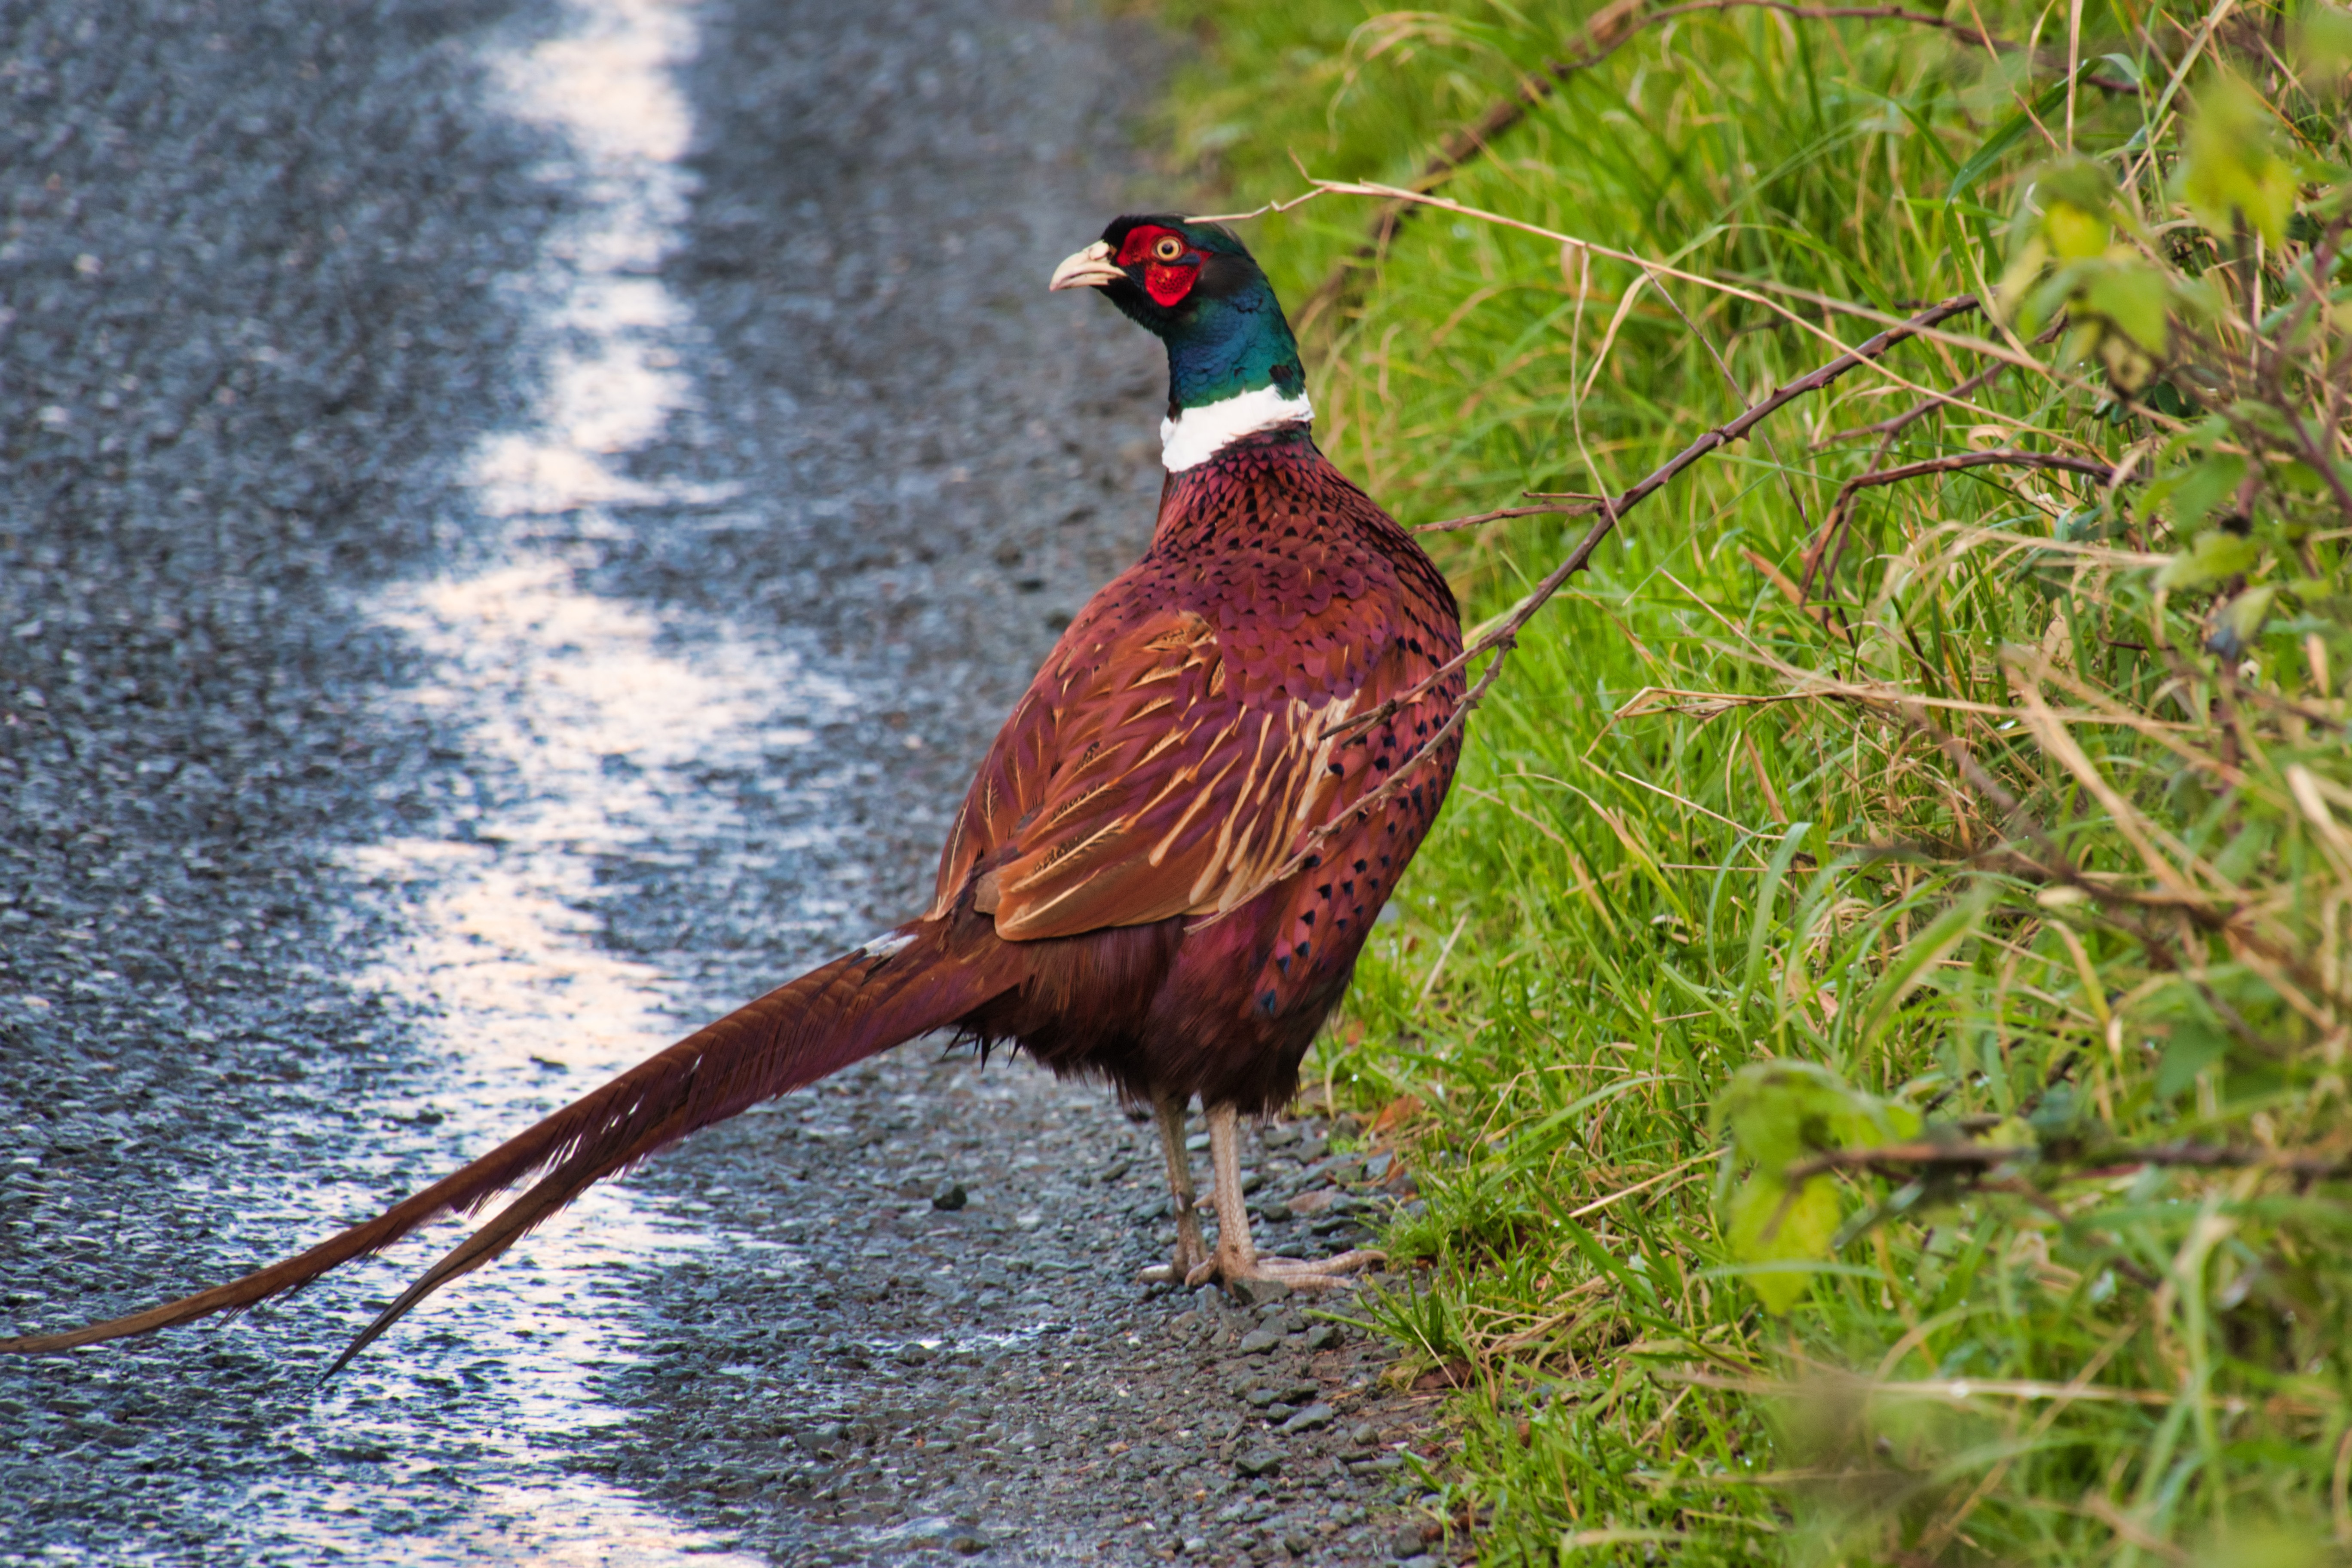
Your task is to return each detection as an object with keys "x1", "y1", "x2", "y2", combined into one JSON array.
[{"x1": 928, "y1": 604, "x2": 1372, "y2": 942}]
